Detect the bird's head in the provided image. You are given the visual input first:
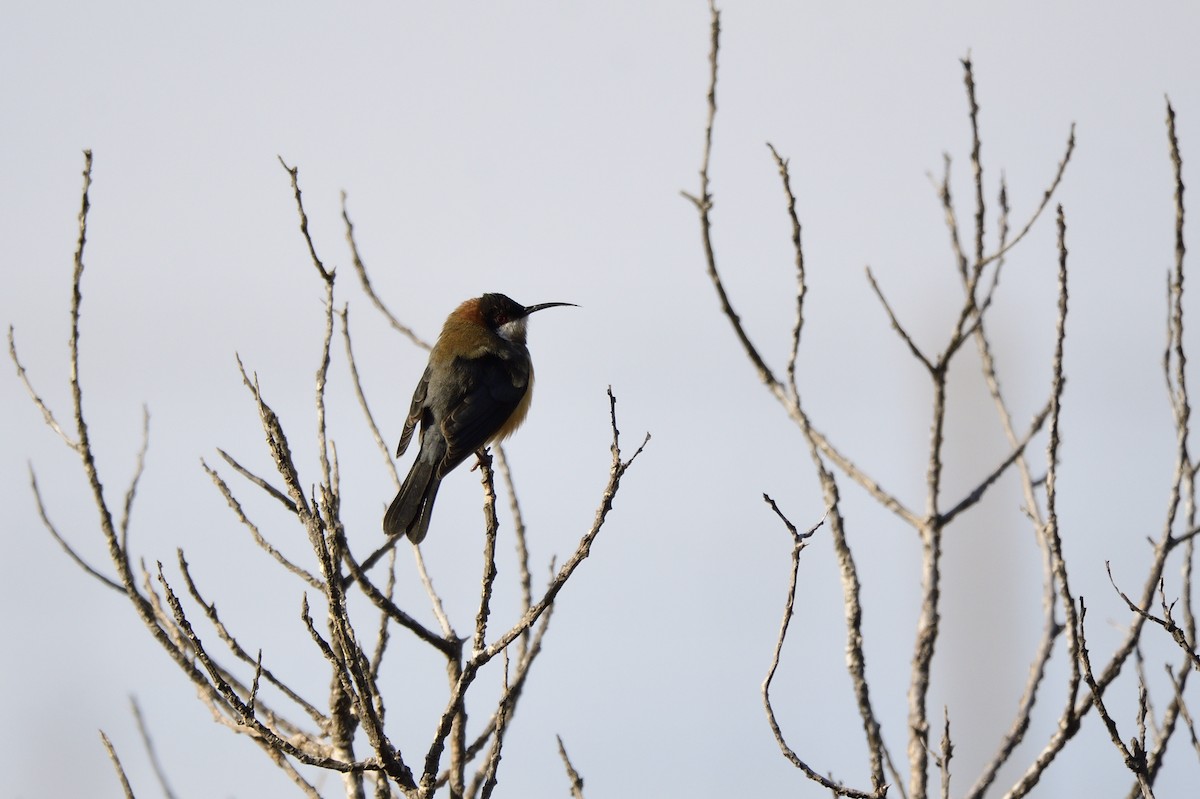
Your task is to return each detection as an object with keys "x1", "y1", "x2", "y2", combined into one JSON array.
[{"x1": 473, "y1": 293, "x2": 576, "y2": 344}]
